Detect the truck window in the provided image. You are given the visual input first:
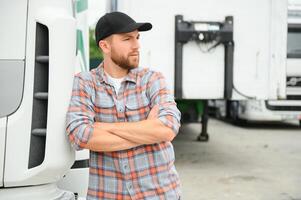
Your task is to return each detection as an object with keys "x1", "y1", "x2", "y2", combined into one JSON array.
[{"x1": 287, "y1": 25, "x2": 301, "y2": 58}]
